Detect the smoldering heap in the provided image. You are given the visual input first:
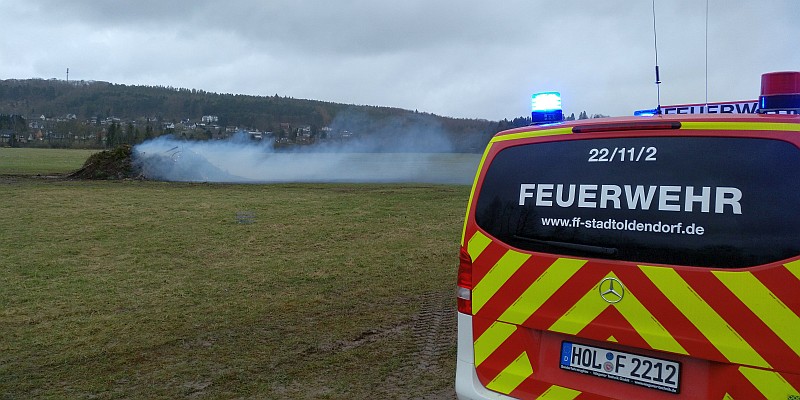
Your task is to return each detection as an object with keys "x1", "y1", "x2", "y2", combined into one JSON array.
[
  {"x1": 69, "y1": 143, "x2": 238, "y2": 182},
  {"x1": 70, "y1": 145, "x2": 138, "y2": 180}
]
